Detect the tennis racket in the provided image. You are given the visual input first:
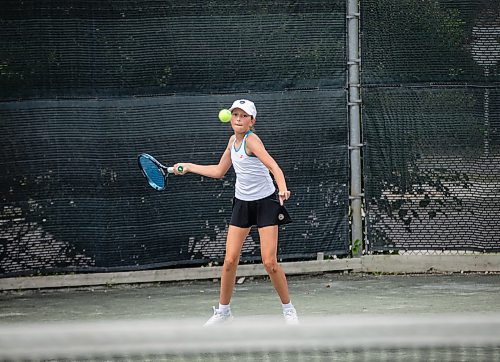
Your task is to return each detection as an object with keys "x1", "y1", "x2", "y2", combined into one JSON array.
[{"x1": 137, "y1": 153, "x2": 183, "y2": 191}]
